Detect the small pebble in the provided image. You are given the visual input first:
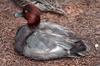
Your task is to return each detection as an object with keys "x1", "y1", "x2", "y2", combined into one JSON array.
[{"x1": 95, "y1": 44, "x2": 99, "y2": 48}]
